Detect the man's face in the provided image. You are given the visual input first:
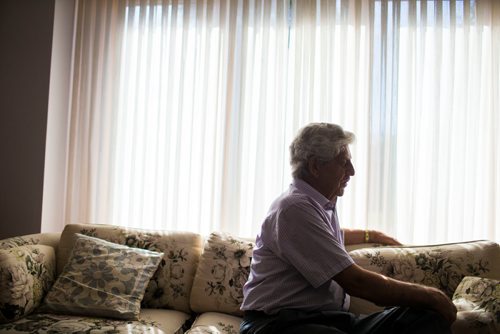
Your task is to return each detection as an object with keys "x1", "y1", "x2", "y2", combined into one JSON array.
[{"x1": 316, "y1": 146, "x2": 355, "y2": 200}]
